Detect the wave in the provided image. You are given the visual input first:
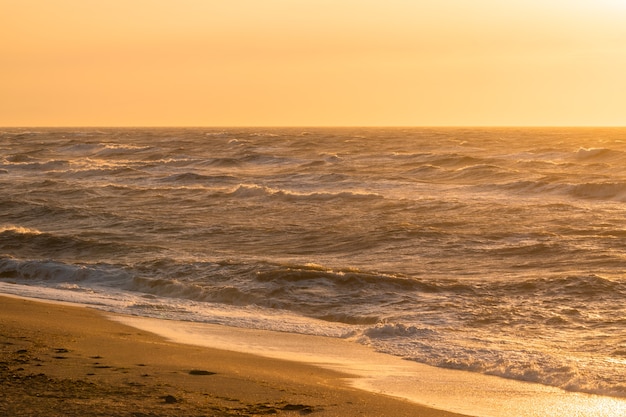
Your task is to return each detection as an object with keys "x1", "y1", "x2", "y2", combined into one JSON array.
[
  {"x1": 0, "y1": 197, "x2": 115, "y2": 228},
  {"x1": 203, "y1": 131, "x2": 230, "y2": 137},
  {"x1": 0, "y1": 228, "x2": 139, "y2": 261},
  {"x1": 159, "y1": 172, "x2": 238, "y2": 184},
  {"x1": 0, "y1": 225, "x2": 42, "y2": 235},
  {"x1": 241, "y1": 153, "x2": 293, "y2": 165},
  {"x1": 0, "y1": 257, "x2": 456, "y2": 321},
  {"x1": 2, "y1": 255, "x2": 622, "y2": 311},
  {"x1": 2, "y1": 255, "x2": 626, "y2": 397},
  {"x1": 195, "y1": 153, "x2": 293, "y2": 168},
  {"x1": 362, "y1": 323, "x2": 438, "y2": 339},
  {"x1": 0, "y1": 257, "x2": 130, "y2": 285},
  {"x1": 94, "y1": 144, "x2": 154, "y2": 157},
  {"x1": 432, "y1": 155, "x2": 487, "y2": 167},
  {"x1": 248, "y1": 132, "x2": 282, "y2": 137},
  {"x1": 122, "y1": 263, "x2": 401, "y2": 325},
  {"x1": 61, "y1": 166, "x2": 144, "y2": 179},
  {"x1": 575, "y1": 147, "x2": 626, "y2": 161},
  {"x1": 355, "y1": 278, "x2": 626, "y2": 397},
  {"x1": 533, "y1": 274, "x2": 626, "y2": 299},
  {"x1": 198, "y1": 157, "x2": 243, "y2": 167},
  {"x1": 254, "y1": 264, "x2": 467, "y2": 294},
  {"x1": 400, "y1": 152, "x2": 488, "y2": 169},
  {"x1": 2, "y1": 159, "x2": 71, "y2": 171},
  {"x1": 403, "y1": 161, "x2": 519, "y2": 184},
  {"x1": 447, "y1": 164, "x2": 517, "y2": 182},
  {"x1": 1, "y1": 130, "x2": 46, "y2": 137},
  {"x1": 59, "y1": 143, "x2": 111, "y2": 154},
  {"x1": 221, "y1": 184, "x2": 384, "y2": 202},
  {"x1": 397, "y1": 337, "x2": 626, "y2": 398},
  {"x1": 59, "y1": 142, "x2": 153, "y2": 157},
  {"x1": 126, "y1": 276, "x2": 262, "y2": 306},
  {"x1": 571, "y1": 181, "x2": 626, "y2": 201},
  {"x1": 491, "y1": 178, "x2": 626, "y2": 202}
]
